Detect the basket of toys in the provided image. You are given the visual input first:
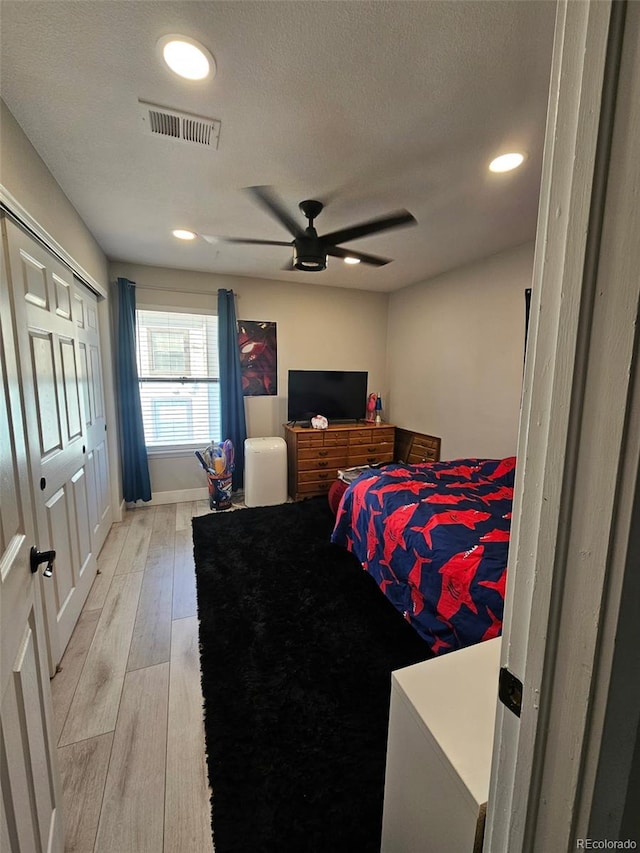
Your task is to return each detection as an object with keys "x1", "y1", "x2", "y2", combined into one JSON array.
[{"x1": 195, "y1": 439, "x2": 235, "y2": 510}]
